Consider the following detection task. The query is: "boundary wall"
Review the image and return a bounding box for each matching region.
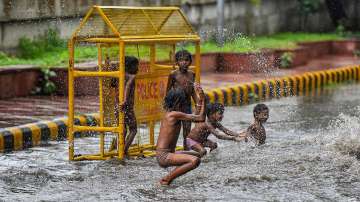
[1,65,359,153]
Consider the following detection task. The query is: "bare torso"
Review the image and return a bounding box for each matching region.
[247,122,266,145]
[187,122,213,144]
[168,70,195,105]
[156,112,182,152]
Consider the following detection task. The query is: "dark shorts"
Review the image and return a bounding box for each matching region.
[182,103,192,114]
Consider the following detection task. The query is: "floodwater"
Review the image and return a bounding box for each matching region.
[1,84,360,201]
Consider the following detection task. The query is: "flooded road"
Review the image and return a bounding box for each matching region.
[1,84,360,201]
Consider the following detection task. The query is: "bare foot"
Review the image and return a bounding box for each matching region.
[159,179,170,186]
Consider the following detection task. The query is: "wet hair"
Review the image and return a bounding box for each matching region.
[206,103,225,118]
[175,50,192,63]
[125,56,139,74]
[163,88,187,111]
[253,104,269,117]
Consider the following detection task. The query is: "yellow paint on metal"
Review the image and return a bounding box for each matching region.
[240,84,248,104]
[0,135,3,152]
[28,125,41,146]
[268,80,276,97]
[284,77,291,97]
[206,91,215,103]
[214,88,224,104]
[231,86,241,105]
[9,128,22,150]
[288,76,297,96]
[224,88,233,106]
[332,70,338,83]
[277,79,284,97]
[255,81,263,100]
[295,76,303,96]
[46,122,59,140]
[263,81,270,99]
[303,75,310,96]
[319,72,327,86]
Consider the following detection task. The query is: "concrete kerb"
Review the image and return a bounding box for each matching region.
[204,65,360,106]
[0,114,99,153]
[0,65,359,153]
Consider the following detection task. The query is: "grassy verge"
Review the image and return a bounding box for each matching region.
[0,32,347,67]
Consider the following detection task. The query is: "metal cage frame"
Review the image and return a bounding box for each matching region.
[68,6,201,161]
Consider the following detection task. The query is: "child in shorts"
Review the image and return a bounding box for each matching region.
[186,103,244,157]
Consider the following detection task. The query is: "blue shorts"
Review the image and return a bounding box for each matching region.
[183,104,192,114]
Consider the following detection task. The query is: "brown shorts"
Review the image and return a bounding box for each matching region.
[156,149,173,168]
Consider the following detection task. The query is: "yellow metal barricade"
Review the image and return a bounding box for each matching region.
[68,6,201,160]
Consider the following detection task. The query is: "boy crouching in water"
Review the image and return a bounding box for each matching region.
[241,104,269,146]
[156,85,205,186]
[186,103,244,157]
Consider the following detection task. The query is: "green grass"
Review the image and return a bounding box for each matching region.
[185,32,345,53]
[0,32,347,67]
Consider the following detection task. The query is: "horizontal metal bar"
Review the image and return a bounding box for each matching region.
[97,6,180,10]
[73,71,120,78]
[73,125,120,132]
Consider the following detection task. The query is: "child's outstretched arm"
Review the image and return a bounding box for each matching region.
[209,126,239,141]
[216,123,239,137]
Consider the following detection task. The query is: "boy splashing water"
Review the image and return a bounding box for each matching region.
[156,85,205,186]
[241,104,269,146]
[166,50,199,150]
[186,103,244,157]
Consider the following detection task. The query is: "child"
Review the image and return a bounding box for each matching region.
[166,50,199,150]
[156,85,205,186]
[241,104,269,146]
[186,103,244,157]
[109,56,139,155]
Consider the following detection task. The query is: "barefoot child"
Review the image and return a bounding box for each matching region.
[109,56,139,155]
[240,104,269,146]
[166,50,199,150]
[186,103,244,157]
[156,85,205,185]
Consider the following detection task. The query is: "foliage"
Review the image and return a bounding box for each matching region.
[280,52,294,69]
[353,50,360,58]
[18,29,66,59]
[335,24,346,36]
[297,0,321,15]
[33,68,57,95]
[0,32,347,67]
[249,0,261,7]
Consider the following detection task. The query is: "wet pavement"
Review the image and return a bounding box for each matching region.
[1,83,360,201]
[0,55,359,128]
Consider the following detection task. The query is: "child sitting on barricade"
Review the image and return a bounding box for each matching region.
[186,103,244,157]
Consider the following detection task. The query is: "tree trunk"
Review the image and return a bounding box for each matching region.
[325,0,347,26]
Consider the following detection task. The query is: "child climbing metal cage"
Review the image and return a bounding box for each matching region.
[68,5,201,160]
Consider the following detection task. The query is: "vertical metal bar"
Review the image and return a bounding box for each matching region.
[68,38,75,160]
[98,45,104,157]
[118,41,125,160]
[150,44,156,72]
[195,41,201,83]
[149,121,155,145]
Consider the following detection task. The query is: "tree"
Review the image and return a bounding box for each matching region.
[325,0,348,27]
